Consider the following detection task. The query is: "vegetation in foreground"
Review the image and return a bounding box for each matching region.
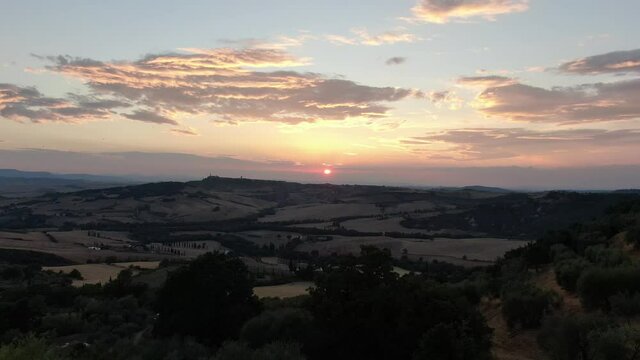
[0,246,492,360]
[2,191,640,359]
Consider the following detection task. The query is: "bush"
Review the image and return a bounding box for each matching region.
[0,335,62,360]
[609,292,640,317]
[577,266,640,311]
[626,227,640,249]
[550,244,577,263]
[68,269,83,280]
[240,308,314,348]
[501,283,559,329]
[585,245,628,267]
[538,314,640,360]
[555,258,591,292]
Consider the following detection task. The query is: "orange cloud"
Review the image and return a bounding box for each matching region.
[456,75,517,88]
[0,83,127,123]
[326,28,419,46]
[412,0,528,23]
[403,128,640,161]
[475,80,640,123]
[12,47,413,126]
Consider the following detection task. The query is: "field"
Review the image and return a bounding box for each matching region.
[5,178,615,271]
[339,216,414,233]
[259,203,381,222]
[0,230,162,263]
[253,281,314,298]
[43,261,160,286]
[296,236,526,266]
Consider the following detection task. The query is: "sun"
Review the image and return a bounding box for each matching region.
[323,168,332,175]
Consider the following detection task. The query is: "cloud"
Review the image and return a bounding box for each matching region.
[474,79,640,123]
[219,33,314,50]
[412,0,529,23]
[170,127,199,136]
[402,127,640,161]
[558,48,640,75]
[2,47,415,125]
[326,28,419,46]
[456,75,516,88]
[427,90,463,109]
[0,83,127,123]
[386,57,407,65]
[123,110,178,125]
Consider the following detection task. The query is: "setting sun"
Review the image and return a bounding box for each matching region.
[323,169,332,175]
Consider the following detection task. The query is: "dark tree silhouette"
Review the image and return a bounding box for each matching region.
[154,252,261,345]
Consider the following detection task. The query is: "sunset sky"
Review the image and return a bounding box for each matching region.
[1,0,640,189]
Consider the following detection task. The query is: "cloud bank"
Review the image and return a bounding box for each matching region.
[403,127,640,161]
[558,49,640,75]
[475,79,640,123]
[2,47,415,126]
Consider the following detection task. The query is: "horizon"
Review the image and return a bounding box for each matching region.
[2,1,640,188]
[3,157,640,192]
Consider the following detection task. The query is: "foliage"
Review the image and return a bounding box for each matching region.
[609,292,640,317]
[501,283,559,329]
[240,308,314,348]
[577,266,640,311]
[0,249,73,266]
[555,258,591,292]
[214,341,306,360]
[538,314,640,360]
[0,335,62,360]
[68,269,83,280]
[307,246,492,360]
[154,252,261,345]
[584,245,628,267]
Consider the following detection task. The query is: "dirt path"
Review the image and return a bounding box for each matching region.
[480,298,546,360]
[534,268,582,314]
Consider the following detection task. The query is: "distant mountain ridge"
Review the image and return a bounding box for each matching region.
[0,169,133,183]
[0,169,136,198]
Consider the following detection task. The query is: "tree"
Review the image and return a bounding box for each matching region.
[240,308,314,348]
[154,253,261,345]
[538,314,640,360]
[68,269,83,280]
[307,246,492,360]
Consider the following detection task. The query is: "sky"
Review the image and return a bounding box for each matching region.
[1,0,640,189]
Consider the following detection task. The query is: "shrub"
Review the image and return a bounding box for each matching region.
[626,227,640,249]
[609,292,640,317]
[577,266,640,311]
[240,308,314,348]
[0,335,62,360]
[554,258,591,292]
[501,283,559,329]
[538,314,640,360]
[585,245,628,267]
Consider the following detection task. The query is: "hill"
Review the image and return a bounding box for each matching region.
[0,169,135,197]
